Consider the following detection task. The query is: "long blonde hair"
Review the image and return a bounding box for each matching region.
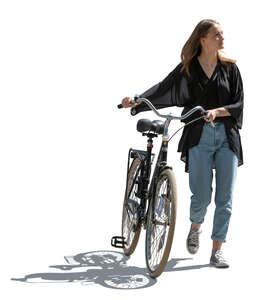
[181,19,236,76]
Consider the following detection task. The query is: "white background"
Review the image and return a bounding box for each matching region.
[1,0,266,298]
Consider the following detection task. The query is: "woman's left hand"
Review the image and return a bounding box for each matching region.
[204,109,217,122]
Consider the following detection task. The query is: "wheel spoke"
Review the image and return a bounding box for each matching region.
[146,170,177,276]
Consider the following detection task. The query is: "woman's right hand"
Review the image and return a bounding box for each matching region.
[121,97,140,108]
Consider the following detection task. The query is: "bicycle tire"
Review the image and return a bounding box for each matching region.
[121,157,142,256]
[145,168,177,278]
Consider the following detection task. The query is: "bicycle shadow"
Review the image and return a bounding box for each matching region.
[11,250,211,289]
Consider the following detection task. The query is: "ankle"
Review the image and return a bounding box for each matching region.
[191,224,201,230]
[212,240,223,255]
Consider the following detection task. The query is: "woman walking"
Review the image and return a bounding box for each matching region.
[121,19,244,268]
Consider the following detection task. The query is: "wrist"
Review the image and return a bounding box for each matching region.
[214,107,231,117]
[214,108,219,117]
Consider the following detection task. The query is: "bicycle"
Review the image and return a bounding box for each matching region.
[111,96,214,278]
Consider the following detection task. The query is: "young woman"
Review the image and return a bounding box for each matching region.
[121,19,244,268]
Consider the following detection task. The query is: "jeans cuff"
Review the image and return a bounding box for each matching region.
[211,237,226,243]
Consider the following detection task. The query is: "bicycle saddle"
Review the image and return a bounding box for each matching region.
[137,119,164,134]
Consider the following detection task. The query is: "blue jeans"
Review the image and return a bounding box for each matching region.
[188,122,238,243]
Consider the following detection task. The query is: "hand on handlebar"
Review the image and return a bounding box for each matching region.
[203,109,217,123]
[121,97,140,108]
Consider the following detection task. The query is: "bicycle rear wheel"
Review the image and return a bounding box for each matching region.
[122,157,142,256]
[145,168,177,278]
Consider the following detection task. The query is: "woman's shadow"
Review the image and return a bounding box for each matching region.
[11,250,211,289]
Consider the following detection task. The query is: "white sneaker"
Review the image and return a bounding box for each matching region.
[210,250,230,268]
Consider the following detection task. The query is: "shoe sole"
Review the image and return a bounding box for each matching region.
[210,261,229,268]
[186,243,198,255]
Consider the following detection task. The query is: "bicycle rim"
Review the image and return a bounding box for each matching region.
[122,158,142,256]
[145,169,177,278]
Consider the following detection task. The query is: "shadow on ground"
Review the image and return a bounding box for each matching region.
[11,250,211,289]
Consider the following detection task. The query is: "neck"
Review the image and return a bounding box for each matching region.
[198,50,218,66]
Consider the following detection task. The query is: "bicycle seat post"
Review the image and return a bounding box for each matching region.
[142,133,156,198]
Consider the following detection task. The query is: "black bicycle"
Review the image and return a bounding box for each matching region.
[111,96,213,278]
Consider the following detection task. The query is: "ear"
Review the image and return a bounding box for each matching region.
[199,37,205,48]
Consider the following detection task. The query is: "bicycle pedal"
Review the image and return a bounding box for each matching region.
[111,236,126,249]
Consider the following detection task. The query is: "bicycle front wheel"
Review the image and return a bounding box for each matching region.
[122,157,142,256]
[145,168,177,278]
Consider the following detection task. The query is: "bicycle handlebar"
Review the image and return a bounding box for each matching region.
[118,96,215,126]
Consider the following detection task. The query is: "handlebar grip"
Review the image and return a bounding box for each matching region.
[118,95,140,109]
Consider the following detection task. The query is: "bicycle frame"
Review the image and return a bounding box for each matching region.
[111,97,212,249]
[125,121,173,229]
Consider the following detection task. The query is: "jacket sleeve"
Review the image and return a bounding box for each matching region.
[223,63,244,129]
[131,63,190,115]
